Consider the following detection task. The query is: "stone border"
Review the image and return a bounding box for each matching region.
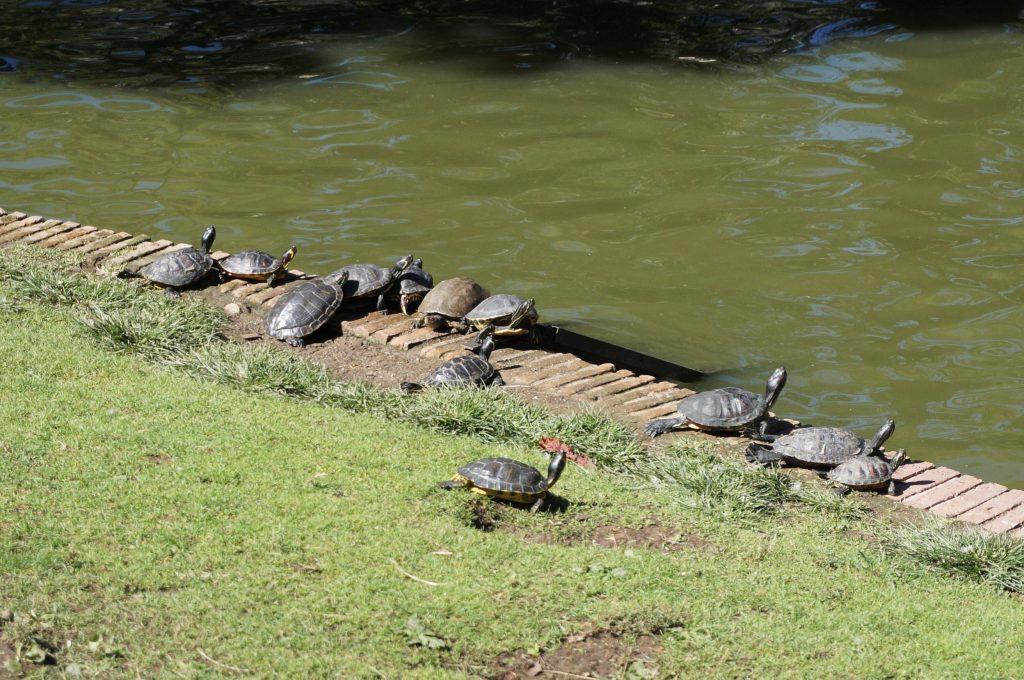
[2,207,1023,536]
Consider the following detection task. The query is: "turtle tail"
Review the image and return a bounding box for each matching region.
[401,381,424,393]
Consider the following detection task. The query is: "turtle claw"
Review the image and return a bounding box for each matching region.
[745,442,781,467]
[644,417,682,438]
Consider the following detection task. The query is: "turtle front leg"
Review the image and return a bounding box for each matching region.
[886,479,896,495]
[164,287,183,299]
[529,495,546,513]
[287,337,305,348]
[745,442,782,467]
[489,374,505,388]
[644,416,685,438]
[830,484,852,497]
[376,294,390,315]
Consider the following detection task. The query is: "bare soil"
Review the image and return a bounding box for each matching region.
[488,625,663,680]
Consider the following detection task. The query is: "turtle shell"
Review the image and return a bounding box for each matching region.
[458,457,547,497]
[138,247,214,288]
[265,274,345,341]
[768,427,871,467]
[338,263,392,299]
[219,250,282,279]
[828,455,896,489]
[676,387,764,430]
[418,278,490,320]
[465,294,538,335]
[423,353,499,388]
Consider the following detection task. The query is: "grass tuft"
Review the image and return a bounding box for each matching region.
[878,520,1024,593]
[182,342,333,398]
[79,299,223,361]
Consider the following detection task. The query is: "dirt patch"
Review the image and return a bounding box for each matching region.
[489,628,662,680]
[513,514,718,554]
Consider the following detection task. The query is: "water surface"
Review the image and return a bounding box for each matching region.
[3,1,1024,486]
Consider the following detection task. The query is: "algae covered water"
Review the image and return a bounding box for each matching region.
[2,1,1024,486]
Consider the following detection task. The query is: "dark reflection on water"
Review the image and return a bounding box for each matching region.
[3,0,1019,86]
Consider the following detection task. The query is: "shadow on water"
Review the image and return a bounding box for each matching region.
[2,0,1021,87]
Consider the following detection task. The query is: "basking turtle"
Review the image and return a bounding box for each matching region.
[265,270,348,347]
[439,449,567,512]
[463,294,538,338]
[386,258,434,315]
[218,245,296,285]
[645,366,787,438]
[411,277,490,331]
[828,448,907,495]
[746,419,896,468]
[334,254,415,313]
[401,326,502,392]
[117,225,216,297]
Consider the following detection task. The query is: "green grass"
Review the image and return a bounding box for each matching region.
[3,247,1024,677]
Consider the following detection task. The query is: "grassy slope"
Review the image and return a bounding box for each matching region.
[2,305,1024,676]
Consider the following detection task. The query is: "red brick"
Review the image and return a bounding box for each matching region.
[389,326,447,351]
[981,503,1024,534]
[930,483,1008,518]
[369,316,417,344]
[0,217,56,243]
[900,475,984,510]
[891,461,934,481]
[584,374,656,400]
[957,490,1024,526]
[231,281,270,299]
[24,221,79,244]
[532,362,615,389]
[347,313,401,339]
[37,225,95,248]
[623,389,691,415]
[58,229,113,251]
[87,234,151,260]
[501,355,577,385]
[0,211,27,227]
[893,467,960,499]
[105,239,174,268]
[512,357,592,386]
[416,333,475,358]
[244,275,310,306]
[557,369,634,396]
[125,242,191,269]
[0,214,44,236]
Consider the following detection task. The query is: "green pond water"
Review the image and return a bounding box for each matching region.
[3,3,1024,487]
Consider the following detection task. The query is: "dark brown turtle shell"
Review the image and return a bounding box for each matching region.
[413,277,490,329]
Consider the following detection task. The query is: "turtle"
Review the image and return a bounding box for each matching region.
[265,270,349,347]
[438,449,567,512]
[386,257,434,315]
[745,419,896,468]
[411,277,491,331]
[400,326,503,392]
[116,225,216,297]
[462,294,538,338]
[218,245,297,285]
[828,448,907,495]
[644,366,788,438]
[334,254,415,313]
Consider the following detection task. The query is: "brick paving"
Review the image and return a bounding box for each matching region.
[3,205,1023,536]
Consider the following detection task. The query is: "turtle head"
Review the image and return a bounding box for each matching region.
[200,225,216,254]
[413,257,423,269]
[471,325,496,359]
[763,366,787,411]
[545,449,568,489]
[281,245,297,266]
[391,254,415,277]
[866,419,896,454]
[324,269,350,286]
[889,448,907,470]
[509,297,537,327]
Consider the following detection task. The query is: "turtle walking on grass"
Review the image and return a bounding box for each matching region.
[439,448,568,513]
[645,366,787,439]
[746,419,896,469]
[218,245,296,285]
[117,225,216,297]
